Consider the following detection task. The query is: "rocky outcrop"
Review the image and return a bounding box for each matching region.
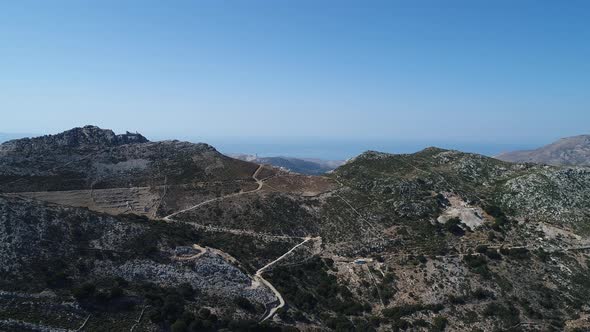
[0,125,148,154]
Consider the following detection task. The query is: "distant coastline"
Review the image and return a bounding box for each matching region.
[1,132,539,161]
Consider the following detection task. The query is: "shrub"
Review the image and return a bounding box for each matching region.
[73,282,96,300]
[500,247,529,259]
[109,286,124,299]
[444,218,465,236]
[171,320,188,332]
[484,249,502,260]
[234,296,256,312]
[463,255,490,278]
[432,316,448,331]
[475,245,488,254]
[472,288,495,300]
[483,302,520,326]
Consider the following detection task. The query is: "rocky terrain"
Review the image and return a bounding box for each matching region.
[1,127,590,331]
[497,135,590,166]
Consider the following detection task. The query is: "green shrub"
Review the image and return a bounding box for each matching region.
[475,245,488,253]
[444,218,465,236]
[73,282,96,300]
[484,249,502,260]
[171,319,188,332]
[463,255,490,278]
[483,302,520,326]
[472,288,494,300]
[484,205,512,231]
[432,316,448,331]
[500,247,529,259]
[235,296,256,312]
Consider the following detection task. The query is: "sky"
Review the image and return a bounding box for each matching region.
[1,1,589,158]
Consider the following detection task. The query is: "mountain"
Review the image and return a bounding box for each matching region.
[1,127,590,331]
[0,125,269,218]
[230,154,344,175]
[496,135,590,166]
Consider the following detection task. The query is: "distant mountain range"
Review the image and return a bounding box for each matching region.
[229,154,344,175]
[496,134,590,166]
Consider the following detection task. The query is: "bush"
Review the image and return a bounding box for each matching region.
[432,316,448,331]
[171,319,188,332]
[472,288,495,300]
[475,245,488,254]
[500,247,529,259]
[444,218,465,236]
[484,249,502,260]
[463,255,490,278]
[234,296,256,312]
[483,302,520,326]
[484,205,514,231]
[73,282,96,300]
[448,294,466,305]
[109,286,124,299]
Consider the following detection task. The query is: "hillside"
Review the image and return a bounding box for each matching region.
[168,147,590,331]
[0,126,269,218]
[0,196,282,331]
[496,135,590,166]
[1,128,590,331]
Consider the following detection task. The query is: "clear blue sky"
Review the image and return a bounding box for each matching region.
[1,1,589,148]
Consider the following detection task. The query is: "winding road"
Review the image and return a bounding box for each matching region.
[256,236,315,322]
[163,165,319,322]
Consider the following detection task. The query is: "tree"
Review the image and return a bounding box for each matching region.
[171,320,187,332]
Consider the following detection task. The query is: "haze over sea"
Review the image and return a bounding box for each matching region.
[156,136,539,160]
[0,132,536,161]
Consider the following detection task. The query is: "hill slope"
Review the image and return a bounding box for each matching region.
[0,126,270,218]
[496,135,590,166]
[176,147,590,331]
[0,196,281,331]
[0,125,260,191]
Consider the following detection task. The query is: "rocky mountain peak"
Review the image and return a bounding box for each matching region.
[56,125,149,147]
[0,125,149,153]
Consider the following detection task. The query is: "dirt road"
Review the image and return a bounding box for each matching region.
[163,165,264,221]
